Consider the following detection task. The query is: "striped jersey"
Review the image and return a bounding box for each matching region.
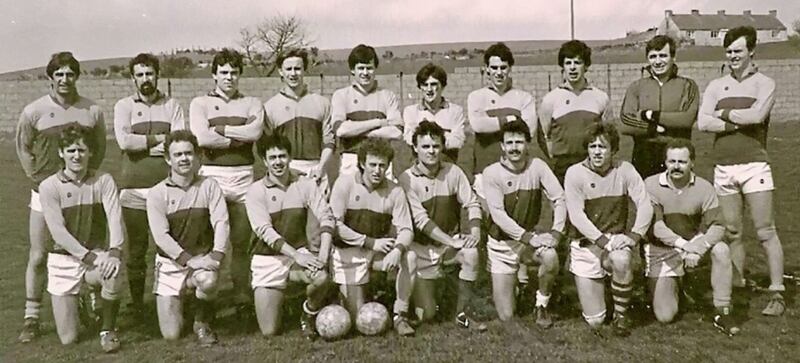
[331,82,402,154]
[329,172,413,248]
[398,161,481,245]
[467,83,536,173]
[263,87,335,161]
[39,170,124,259]
[538,82,609,159]
[16,95,106,190]
[483,157,567,242]
[114,92,186,189]
[697,64,775,165]
[146,175,229,265]
[189,90,264,167]
[245,170,335,256]
[645,172,725,246]
[564,160,652,245]
[402,99,466,161]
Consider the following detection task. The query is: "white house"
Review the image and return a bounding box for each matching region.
[658,9,788,46]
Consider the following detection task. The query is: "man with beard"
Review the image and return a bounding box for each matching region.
[190,49,264,312]
[564,122,651,337]
[114,53,186,315]
[644,139,737,335]
[263,48,334,183]
[16,51,107,342]
[620,35,699,178]
[698,26,786,317]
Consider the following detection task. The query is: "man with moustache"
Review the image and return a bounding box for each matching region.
[114,53,186,314]
[620,35,699,178]
[644,139,737,335]
[698,26,786,317]
[16,51,107,342]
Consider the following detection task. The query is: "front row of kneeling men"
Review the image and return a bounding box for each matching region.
[40,117,738,351]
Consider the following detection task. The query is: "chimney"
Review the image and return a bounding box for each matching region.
[691,9,700,15]
[769,10,777,17]
[665,9,673,17]
[743,10,751,16]
[717,10,725,15]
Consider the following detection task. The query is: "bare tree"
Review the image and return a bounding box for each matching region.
[239,15,314,76]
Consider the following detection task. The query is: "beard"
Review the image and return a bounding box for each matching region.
[139,81,157,96]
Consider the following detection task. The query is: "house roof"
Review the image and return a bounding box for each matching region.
[670,14,786,31]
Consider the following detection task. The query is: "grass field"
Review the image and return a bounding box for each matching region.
[1,122,799,362]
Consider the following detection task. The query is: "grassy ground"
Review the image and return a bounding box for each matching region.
[1,122,799,362]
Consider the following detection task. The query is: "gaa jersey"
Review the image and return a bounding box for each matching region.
[16,95,106,190]
[645,172,725,247]
[482,157,567,242]
[402,99,466,161]
[147,175,229,265]
[114,92,186,189]
[467,83,536,173]
[538,83,609,159]
[189,90,264,167]
[263,87,335,161]
[245,171,335,256]
[398,161,481,245]
[697,64,775,165]
[39,170,124,259]
[329,172,413,248]
[564,160,652,244]
[331,82,402,154]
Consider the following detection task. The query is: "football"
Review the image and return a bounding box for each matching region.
[356,302,390,336]
[316,304,351,340]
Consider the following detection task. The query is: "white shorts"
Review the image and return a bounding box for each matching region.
[714,162,774,196]
[120,188,151,210]
[486,236,541,277]
[251,248,314,289]
[47,252,122,300]
[472,173,485,199]
[331,246,383,285]
[290,159,320,175]
[199,165,254,203]
[153,254,218,297]
[30,190,42,213]
[411,242,478,281]
[644,244,686,278]
[569,240,625,279]
[339,152,395,181]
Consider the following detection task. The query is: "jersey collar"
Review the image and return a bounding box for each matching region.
[263,169,303,189]
[499,156,529,174]
[410,161,444,179]
[279,85,309,101]
[56,169,95,184]
[165,173,202,189]
[133,91,165,105]
[658,171,696,189]
[207,88,244,101]
[729,63,759,82]
[646,64,679,85]
[487,78,513,95]
[417,97,450,113]
[352,81,378,96]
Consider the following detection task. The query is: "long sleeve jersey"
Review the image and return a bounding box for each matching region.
[16,95,106,190]
[398,161,481,245]
[402,99,466,161]
[538,83,608,160]
[564,160,652,245]
[114,92,186,189]
[467,83,536,174]
[483,157,567,242]
[619,65,699,141]
[146,175,229,265]
[331,82,402,154]
[329,172,413,248]
[189,90,264,167]
[263,88,335,161]
[39,170,124,261]
[644,172,725,247]
[697,65,775,166]
[245,171,335,256]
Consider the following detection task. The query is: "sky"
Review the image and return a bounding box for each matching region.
[1,0,798,73]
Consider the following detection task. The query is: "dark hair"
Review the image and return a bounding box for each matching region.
[724,26,757,50]
[645,35,677,57]
[212,48,244,74]
[257,133,293,159]
[58,124,96,152]
[277,48,309,71]
[484,42,515,66]
[664,138,695,160]
[558,40,592,68]
[501,120,531,142]
[128,53,160,76]
[348,44,379,69]
[164,130,199,156]
[582,122,619,153]
[357,137,394,169]
[415,63,447,88]
[412,120,446,146]
[46,52,80,78]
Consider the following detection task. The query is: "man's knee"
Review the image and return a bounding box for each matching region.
[608,250,631,273]
[755,225,778,243]
[538,248,559,274]
[193,270,219,299]
[724,224,742,243]
[711,243,731,263]
[460,247,479,267]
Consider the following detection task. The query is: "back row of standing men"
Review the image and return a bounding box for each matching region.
[15,25,784,350]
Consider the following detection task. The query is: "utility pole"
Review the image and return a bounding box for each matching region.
[570,0,575,40]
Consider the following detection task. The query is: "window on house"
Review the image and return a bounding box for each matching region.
[772,29,780,37]
[711,30,719,38]
[685,30,694,37]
